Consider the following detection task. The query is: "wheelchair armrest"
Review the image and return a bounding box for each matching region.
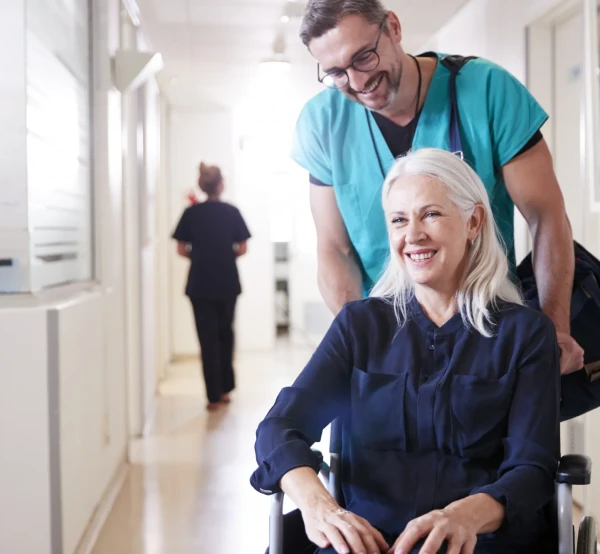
[556,454,592,485]
[311,448,331,475]
[312,449,324,467]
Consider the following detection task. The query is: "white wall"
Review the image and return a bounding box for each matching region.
[0,290,130,554]
[288,168,332,347]
[419,0,565,74]
[233,65,327,351]
[233,126,277,352]
[139,79,162,430]
[120,15,144,439]
[0,307,52,554]
[56,292,128,554]
[154,99,172,383]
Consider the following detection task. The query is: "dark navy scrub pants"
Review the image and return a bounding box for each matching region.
[190,297,237,404]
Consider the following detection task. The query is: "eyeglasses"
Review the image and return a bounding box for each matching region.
[317,16,387,89]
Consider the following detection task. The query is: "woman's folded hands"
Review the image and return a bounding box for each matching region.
[281,467,503,554]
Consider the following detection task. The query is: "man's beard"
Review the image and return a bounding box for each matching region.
[347,62,402,112]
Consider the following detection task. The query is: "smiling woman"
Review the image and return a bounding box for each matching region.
[371,148,523,336]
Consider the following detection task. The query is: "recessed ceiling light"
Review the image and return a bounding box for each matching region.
[259,56,291,72]
[281,15,290,23]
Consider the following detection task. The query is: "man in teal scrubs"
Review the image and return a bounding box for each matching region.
[292,0,584,375]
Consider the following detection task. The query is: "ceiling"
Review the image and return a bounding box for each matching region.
[135,0,470,109]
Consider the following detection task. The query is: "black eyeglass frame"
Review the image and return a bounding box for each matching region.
[317,16,388,89]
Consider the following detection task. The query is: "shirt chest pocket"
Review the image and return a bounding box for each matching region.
[450,373,514,451]
[351,369,408,450]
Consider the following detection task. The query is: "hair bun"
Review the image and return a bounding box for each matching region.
[197,162,223,196]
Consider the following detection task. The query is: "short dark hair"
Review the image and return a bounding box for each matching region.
[299,0,388,47]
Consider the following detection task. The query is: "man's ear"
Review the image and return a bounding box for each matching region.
[387,11,402,43]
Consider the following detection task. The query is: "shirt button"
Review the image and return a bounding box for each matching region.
[429,345,434,350]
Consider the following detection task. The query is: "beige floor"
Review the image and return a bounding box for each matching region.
[92,341,317,554]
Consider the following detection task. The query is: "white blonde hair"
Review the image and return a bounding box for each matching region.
[370,148,522,337]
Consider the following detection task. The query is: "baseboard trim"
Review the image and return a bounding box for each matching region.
[73,458,129,554]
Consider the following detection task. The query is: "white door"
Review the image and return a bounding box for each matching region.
[554,10,586,243]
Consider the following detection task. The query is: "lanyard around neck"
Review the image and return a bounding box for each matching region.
[365,54,422,180]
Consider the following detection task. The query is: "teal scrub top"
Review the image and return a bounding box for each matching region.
[291,52,548,295]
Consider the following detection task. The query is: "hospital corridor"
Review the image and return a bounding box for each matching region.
[90,344,317,554]
[3,0,600,553]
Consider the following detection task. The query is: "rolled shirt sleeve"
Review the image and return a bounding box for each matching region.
[250,306,353,494]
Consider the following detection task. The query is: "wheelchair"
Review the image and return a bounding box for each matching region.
[268,420,597,554]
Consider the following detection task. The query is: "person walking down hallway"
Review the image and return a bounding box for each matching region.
[173,162,251,411]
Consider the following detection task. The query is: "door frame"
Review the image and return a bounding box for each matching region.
[527,0,600,212]
[582,0,600,211]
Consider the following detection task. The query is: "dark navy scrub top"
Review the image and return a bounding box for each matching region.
[251,297,561,550]
[172,201,251,300]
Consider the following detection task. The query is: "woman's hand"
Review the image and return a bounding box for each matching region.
[280,467,389,553]
[387,509,477,554]
[302,499,390,554]
[388,494,503,554]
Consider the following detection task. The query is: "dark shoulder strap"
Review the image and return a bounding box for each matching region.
[440,55,478,74]
[440,55,478,154]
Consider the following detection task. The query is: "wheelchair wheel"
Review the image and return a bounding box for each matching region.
[576,516,597,554]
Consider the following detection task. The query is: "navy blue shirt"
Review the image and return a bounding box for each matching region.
[172,201,251,300]
[251,297,560,550]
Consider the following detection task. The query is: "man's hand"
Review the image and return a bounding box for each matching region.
[557,331,584,375]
